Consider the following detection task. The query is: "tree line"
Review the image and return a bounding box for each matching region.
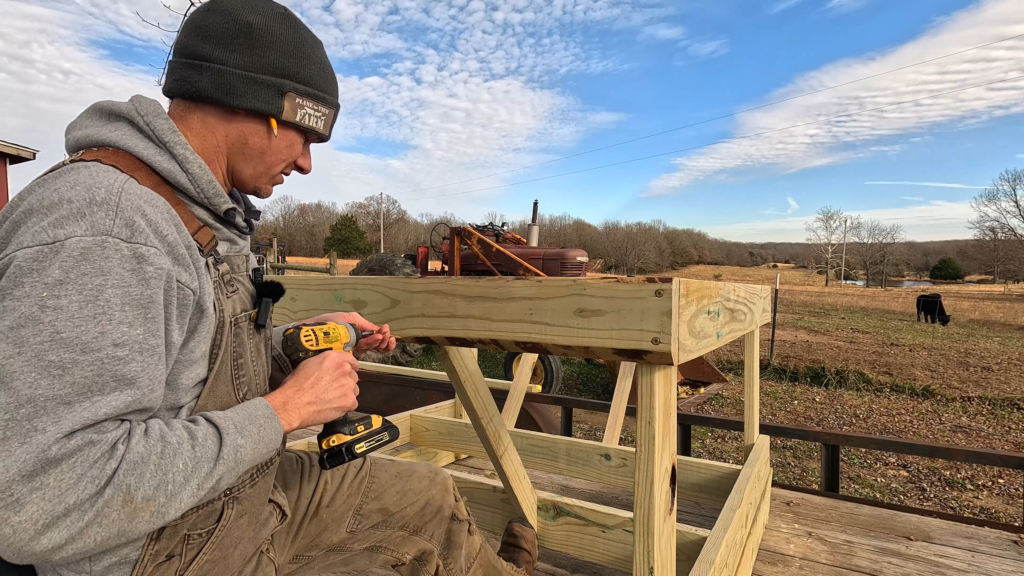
[252,167,1024,283]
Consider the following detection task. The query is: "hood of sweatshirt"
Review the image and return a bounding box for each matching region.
[64,95,258,252]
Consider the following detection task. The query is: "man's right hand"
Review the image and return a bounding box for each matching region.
[264,351,359,434]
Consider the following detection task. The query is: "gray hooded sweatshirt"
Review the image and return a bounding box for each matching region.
[0,96,285,574]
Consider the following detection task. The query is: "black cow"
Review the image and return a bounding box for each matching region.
[916,293,950,326]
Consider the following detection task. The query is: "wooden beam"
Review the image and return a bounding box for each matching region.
[633,363,679,576]
[437,346,538,527]
[273,276,677,364]
[441,467,710,574]
[733,468,772,576]
[410,413,741,507]
[691,434,772,576]
[675,280,772,365]
[359,362,540,393]
[744,329,760,459]
[501,353,538,429]
[601,361,636,446]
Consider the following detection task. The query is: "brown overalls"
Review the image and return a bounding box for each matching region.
[71,149,524,576]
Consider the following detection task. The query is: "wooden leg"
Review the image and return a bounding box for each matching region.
[633,363,678,575]
[438,346,538,527]
[602,361,636,445]
[501,353,538,429]
[744,329,760,459]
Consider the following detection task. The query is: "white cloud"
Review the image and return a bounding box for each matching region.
[1016,153,1024,158]
[900,196,926,201]
[826,0,866,13]
[865,181,985,189]
[868,145,905,153]
[641,23,686,41]
[707,200,975,241]
[0,0,162,195]
[647,0,1024,196]
[761,195,800,215]
[683,39,730,59]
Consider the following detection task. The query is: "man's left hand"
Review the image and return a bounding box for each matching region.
[307,312,397,356]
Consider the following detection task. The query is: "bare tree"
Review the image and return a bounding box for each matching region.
[852,219,904,287]
[805,206,847,286]
[969,221,1013,283]
[877,223,906,288]
[971,168,1024,250]
[345,193,412,253]
[482,211,509,227]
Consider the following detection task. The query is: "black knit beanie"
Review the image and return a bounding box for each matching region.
[162,0,339,141]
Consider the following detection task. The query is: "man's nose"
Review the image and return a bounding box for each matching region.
[294,142,312,175]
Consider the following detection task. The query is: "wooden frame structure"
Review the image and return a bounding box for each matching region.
[276,276,772,575]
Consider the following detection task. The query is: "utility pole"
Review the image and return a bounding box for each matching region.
[839,217,849,289]
[379,191,384,254]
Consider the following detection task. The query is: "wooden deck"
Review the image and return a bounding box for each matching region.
[448,454,1024,576]
[285,427,1024,576]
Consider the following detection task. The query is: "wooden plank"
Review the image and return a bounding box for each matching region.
[601,361,636,446]
[273,276,677,364]
[360,362,540,393]
[410,414,741,507]
[691,435,772,576]
[633,363,679,576]
[744,329,760,459]
[502,353,539,428]
[734,469,772,576]
[675,280,772,364]
[438,466,710,574]
[438,346,538,527]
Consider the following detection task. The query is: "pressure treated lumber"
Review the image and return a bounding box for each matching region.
[734,469,772,576]
[409,413,741,506]
[674,280,772,365]
[691,434,772,576]
[437,346,538,527]
[360,362,540,392]
[744,329,761,459]
[441,466,711,574]
[273,276,772,364]
[501,353,538,428]
[633,363,679,576]
[602,361,636,445]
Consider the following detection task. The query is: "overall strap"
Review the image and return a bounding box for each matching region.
[67,147,219,256]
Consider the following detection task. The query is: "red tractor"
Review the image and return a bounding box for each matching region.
[350,201,727,396]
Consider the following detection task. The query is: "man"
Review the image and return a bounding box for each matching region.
[0,0,537,574]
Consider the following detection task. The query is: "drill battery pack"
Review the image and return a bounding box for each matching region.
[316,414,400,470]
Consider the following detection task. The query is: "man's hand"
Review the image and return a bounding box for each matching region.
[307,312,397,356]
[264,350,359,434]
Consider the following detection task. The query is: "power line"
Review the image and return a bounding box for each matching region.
[404,72,1024,202]
[397,32,1024,197]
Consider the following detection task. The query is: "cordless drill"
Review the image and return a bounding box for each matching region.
[281,322,400,470]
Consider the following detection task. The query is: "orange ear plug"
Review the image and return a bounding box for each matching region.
[269,117,278,137]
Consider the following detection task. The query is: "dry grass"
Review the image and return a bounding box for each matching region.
[275,256,360,276]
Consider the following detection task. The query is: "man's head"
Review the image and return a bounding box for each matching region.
[162,0,337,197]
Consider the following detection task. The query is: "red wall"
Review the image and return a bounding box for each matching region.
[0,158,8,212]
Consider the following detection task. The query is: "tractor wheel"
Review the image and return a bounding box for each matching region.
[350,253,423,365]
[504,352,564,395]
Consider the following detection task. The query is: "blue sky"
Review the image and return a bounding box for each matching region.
[3,0,1023,241]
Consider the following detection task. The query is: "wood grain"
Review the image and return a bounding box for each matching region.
[602,361,636,446]
[410,413,741,507]
[501,353,539,428]
[633,363,679,576]
[443,467,710,574]
[273,276,676,363]
[675,280,772,365]
[691,434,771,576]
[744,329,761,459]
[438,346,538,527]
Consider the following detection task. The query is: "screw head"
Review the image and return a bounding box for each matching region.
[654,289,665,298]
[651,337,662,345]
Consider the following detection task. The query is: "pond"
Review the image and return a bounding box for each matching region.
[842,280,934,287]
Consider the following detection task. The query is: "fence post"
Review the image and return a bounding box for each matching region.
[560,406,573,437]
[821,443,841,493]
[328,251,338,276]
[769,273,780,363]
[677,423,692,457]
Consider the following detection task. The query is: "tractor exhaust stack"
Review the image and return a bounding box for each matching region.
[527,199,540,247]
